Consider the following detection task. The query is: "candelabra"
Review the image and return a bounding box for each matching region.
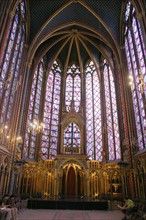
[0,124,9,144]
[30,120,44,132]
[0,124,23,147]
[129,70,145,94]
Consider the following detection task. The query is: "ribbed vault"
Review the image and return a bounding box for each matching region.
[27,0,124,67]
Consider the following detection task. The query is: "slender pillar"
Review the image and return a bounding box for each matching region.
[0,166,4,201]
[9,159,15,195]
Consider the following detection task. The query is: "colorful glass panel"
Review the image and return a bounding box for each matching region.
[103,61,121,160]
[85,61,102,161]
[64,122,80,154]
[0,2,25,127]
[124,1,146,150]
[23,60,43,158]
[41,61,61,160]
[65,64,81,112]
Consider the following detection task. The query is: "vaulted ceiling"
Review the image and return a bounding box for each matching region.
[27,0,124,67]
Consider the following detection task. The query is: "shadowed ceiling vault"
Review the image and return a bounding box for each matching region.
[26,0,124,68]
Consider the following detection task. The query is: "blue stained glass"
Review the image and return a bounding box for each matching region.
[85,61,102,161]
[23,61,43,158]
[65,64,81,112]
[0,1,26,134]
[40,61,61,160]
[64,122,80,154]
[124,1,146,150]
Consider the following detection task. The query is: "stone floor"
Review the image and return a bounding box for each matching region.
[17,209,124,220]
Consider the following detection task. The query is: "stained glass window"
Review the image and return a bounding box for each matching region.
[65,64,81,112]
[124,1,146,150]
[85,61,102,161]
[23,59,44,159]
[63,122,80,154]
[0,1,26,127]
[40,61,61,160]
[103,60,121,160]
[24,60,61,160]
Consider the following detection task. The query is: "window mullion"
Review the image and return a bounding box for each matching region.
[107,68,116,159]
[71,123,74,153]
[32,65,40,121]
[48,73,55,156]
[92,74,96,160]
[73,75,75,105]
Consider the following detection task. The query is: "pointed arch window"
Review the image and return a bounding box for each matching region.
[41,61,61,160]
[23,59,44,159]
[85,61,102,161]
[103,60,121,160]
[23,60,61,160]
[0,1,26,126]
[124,1,146,150]
[65,64,81,112]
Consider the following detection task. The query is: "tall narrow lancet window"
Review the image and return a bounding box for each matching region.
[23,59,44,159]
[103,59,121,160]
[41,61,61,160]
[85,61,102,161]
[65,64,81,112]
[63,123,80,154]
[124,1,146,149]
[0,1,26,126]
